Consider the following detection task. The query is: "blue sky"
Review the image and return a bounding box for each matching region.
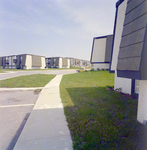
[0,0,116,60]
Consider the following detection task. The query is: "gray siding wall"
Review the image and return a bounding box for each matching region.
[76,59,80,66]
[0,57,2,66]
[16,54,26,67]
[62,58,68,67]
[117,0,147,79]
[2,57,6,68]
[49,57,59,68]
[74,59,76,65]
[54,57,59,67]
[105,35,113,62]
[3,56,17,69]
[16,56,20,66]
[22,54,26,66]
[32,55,41,67]
[50,58,54,67]
[140,27,147,80]
[70,58,74,65]
[46,58,51,68]
[83,61,87,67]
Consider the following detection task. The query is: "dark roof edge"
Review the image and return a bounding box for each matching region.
[91,62,110,64]
[116,0,125,8]
[94,34,113,40]
[109,1,120,73]
[90,37,95,63]
[117,70,141,80]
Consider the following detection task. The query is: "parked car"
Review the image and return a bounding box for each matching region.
[76,67,88,72]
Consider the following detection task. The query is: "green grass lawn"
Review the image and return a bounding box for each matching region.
[0,70,5,73]
[0,68,25,73]
[60,71,147,150]
[0,74,56,87]
[0,68,61,73]
[70,66,92,69]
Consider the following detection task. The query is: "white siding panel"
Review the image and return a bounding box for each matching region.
[12,56,16,66]
[59,58,62,68]
[67,59,70,68]
[137,80,147,124]
[135,80,140,94]
[41,57,45,69]
[91,38,106,62]
[114,71,132,94]
[111,0,132,95]
[9,57,12,66]
[111,0,127,70]
[25,55,32,69]
[93,64,109,70]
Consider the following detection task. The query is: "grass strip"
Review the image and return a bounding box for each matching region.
[0,68,77,73]
[0,67,90,73]
[0,74,55,88]
[60,71,147,150]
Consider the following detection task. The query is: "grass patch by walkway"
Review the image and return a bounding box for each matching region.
[0,70,5,73]
[0,67,89,73]
[0,68,24,73]
[0,68,76,73]
[0,74,55,87]
[60,71,147,150]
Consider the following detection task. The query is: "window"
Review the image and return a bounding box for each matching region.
[20,56,22,64]
[13,59,17,64]
[48,59,50,64]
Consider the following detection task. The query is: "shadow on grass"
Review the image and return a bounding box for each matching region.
[64,87,147,150]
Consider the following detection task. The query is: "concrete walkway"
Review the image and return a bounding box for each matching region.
[14,75,73,150]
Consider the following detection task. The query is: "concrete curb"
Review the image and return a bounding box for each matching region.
[0,87,43,91]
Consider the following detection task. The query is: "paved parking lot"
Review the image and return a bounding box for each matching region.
[0,69,77,80]
[0,90,40,150]
[0,70,76,149]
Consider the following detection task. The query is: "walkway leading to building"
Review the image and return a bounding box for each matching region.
[14,75,73,150]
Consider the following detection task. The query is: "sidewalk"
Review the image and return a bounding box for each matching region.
[14,75,73,150]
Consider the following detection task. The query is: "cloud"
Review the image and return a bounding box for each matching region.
[53,0,116,36]
[0,0,116,38]
[0,0,117,60]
